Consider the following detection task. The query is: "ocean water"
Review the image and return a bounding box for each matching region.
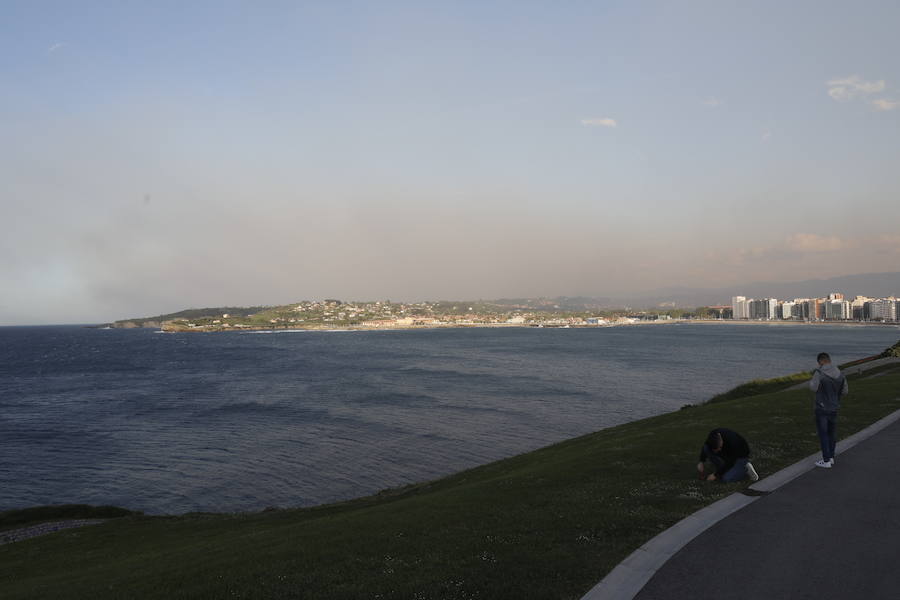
[1,323,897,514]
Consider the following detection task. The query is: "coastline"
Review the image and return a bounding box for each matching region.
[4,350,898,599]
[158,319,683,333]
[3,340,898,599]
[155,318,900,333]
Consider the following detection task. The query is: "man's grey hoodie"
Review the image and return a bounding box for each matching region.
[809,363,848,412]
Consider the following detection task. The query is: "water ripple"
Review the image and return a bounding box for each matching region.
[1,324,897,514]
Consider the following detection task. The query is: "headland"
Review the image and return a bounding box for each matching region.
[108,298,900,333]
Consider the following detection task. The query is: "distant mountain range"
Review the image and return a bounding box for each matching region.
[615,271,900,308]
[491,272,900,311]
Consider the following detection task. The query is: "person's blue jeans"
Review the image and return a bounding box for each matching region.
[815,409,838,461]
[720,457,750,482]
[705,448,750,482]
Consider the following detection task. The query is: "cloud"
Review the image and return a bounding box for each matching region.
[580,117,617,128]
[827,75,885,102]
[46,43,64,54]
[761,129,772,142]
[826,76,899,112]
[785,233,853,253]
[871,98,900,111]
[702,97,723,108]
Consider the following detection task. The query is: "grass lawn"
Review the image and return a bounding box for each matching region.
[2,369,899,599]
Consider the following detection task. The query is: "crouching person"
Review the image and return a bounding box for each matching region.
[697,428,759,482]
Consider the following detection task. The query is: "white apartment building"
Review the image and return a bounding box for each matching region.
[866,299,898,321]
[728,293,893,321]
[780,301,795,320]
[731,296,751,319]
[765,298,778,320]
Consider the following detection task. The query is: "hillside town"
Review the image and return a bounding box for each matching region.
[116,293,900,332]
[152,299,649,332]
[730,293,900,322]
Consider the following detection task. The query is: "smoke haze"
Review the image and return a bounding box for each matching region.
[3,1,900,324]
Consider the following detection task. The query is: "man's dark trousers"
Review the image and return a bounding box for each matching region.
[703,444,750,482]
[815,408,838,461]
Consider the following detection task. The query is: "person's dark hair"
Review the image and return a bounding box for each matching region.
[706,431,722,450]
[817,352,831,363]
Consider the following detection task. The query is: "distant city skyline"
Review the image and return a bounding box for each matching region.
[2,1,900,325]
[730,292,899,322]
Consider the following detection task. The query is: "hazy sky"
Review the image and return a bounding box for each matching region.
[3,1,900,324]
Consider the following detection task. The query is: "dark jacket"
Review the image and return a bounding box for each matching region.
[809,363,848,412]
[699,428,751,478]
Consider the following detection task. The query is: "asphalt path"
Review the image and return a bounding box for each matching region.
[634,417,900,600]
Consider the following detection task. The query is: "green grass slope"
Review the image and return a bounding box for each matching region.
[113,307,268,327]
[2,371,899,599]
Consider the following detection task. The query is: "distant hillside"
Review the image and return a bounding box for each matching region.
[490,296,613,311]
[621,271,900,308]
[112,306,269,328]
[109,272,900,327]
[491,273,900,310]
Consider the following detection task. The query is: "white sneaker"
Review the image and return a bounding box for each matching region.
[745,462,759,482]
[828,458,835,467]
[815,459,832,469]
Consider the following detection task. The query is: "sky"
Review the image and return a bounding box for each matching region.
[2,0,900,324]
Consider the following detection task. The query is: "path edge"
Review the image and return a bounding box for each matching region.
[580,406,900,600]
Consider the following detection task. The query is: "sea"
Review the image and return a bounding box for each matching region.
[1,322,898,515]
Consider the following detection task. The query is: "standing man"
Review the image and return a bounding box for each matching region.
[697,428,759,482]
[810,352,848,468]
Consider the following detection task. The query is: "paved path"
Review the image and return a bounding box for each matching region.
[840,356,900,376]
[783,356,900,391]
[633,417,900,600]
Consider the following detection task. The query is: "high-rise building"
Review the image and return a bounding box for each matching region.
[825,300,850,320]
[884,299,897,322]
[840,300,851,320]
[749,299,762,319]
[729,292,889,321]
[731,296,750,320]
[865,299,898,322]
[804,298,824,320]
[864,301,876,320]
[780,301,795,320]
[750,298,778,320]
[850,296,871,321]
